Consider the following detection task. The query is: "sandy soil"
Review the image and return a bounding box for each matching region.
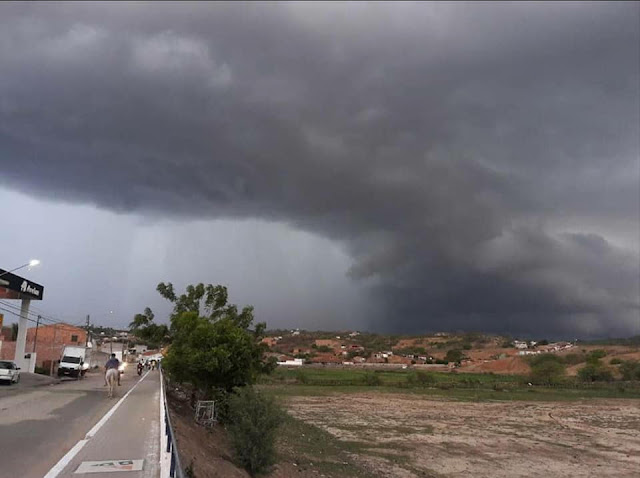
[458,356,530,374]
[285,393,640,478]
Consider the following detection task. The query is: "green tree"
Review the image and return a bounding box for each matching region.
[528,354,566,385]
[129,307,154,330]
[137,323,170,349]
[159,283,274,397]
[129,307,169,349]
[445,349,464,363]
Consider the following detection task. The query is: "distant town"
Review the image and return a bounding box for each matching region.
[260,329,640,376]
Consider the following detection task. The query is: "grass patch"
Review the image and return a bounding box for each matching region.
[261,381,640,402]
[276,413,429,477]
[276,413,371,477]
[262,367,524,387]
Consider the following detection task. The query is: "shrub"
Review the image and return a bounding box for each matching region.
[407,370,436,386]
[609,358,623,365]
[227,386,283,476]
[406,373,416,386]
[462,343,472,350]
[562,353,586,365]
[586,349,607,363]
[619,360,640,381]
[436,382,454,390]
[34,366,50,376]
[295,370,309,384]
[185,461,196,478]
[528,355,566,385]
[415,370,437,385]
[362,371,382,386]
[578,363,614,382]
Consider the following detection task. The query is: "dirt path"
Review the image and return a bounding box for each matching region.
[285,393,640,477]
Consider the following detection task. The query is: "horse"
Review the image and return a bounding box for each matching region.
[106,368,119,398]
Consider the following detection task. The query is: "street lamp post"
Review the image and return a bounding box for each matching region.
[0,259,40,279]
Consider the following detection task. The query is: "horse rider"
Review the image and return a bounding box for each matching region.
[104,353,121,386]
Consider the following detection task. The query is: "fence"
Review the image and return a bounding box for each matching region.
[160,366,185,478]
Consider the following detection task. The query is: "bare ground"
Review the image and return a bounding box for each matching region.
[168,389,345,478]
[285,393,640,478]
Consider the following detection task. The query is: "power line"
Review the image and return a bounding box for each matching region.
[0,300,62,323]
[0,300,68,326]
[0,300,130,331]
[0,305,42,325]
[27,303,68,324]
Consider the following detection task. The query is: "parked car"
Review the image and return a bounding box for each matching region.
[0,361,20,384]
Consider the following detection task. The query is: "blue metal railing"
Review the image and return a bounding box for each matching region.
[161,365,185,478]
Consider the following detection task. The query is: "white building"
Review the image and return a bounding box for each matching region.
[277,358,304,366]
[514,340,528,350]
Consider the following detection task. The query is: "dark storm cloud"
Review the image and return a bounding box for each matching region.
[0,2,638,336]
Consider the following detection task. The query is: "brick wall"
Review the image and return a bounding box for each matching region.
[0,323,89,367]
[26,324,87,346]
[0,340,66,365]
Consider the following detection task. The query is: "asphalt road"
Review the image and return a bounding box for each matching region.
[0,371,59,393]
[0,368,161,478]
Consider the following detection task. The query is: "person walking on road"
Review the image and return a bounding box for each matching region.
[104,353,121,387]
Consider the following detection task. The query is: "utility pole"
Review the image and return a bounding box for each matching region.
[85,315,90,347]
[32,315,41,353]
[49,324,57,376]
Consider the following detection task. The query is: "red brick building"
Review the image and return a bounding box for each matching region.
[26,323,87,346]
[0,323,87,367]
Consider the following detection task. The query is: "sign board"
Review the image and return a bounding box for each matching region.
[0,268,44,300]
[75,460,144,473]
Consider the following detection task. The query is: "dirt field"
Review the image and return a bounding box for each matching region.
[285,392,640,478]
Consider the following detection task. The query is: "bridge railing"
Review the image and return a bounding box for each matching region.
[160,365,185,478]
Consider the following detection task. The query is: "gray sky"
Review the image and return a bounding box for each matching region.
[0,2,638,338]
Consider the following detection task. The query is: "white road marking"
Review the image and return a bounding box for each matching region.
[75,459,144,473]
[43,440,88,478]
[43,371,151,478]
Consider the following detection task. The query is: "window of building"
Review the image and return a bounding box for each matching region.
[71,335,78,342]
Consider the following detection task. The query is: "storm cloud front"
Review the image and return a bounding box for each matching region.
[0,2,638,337]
